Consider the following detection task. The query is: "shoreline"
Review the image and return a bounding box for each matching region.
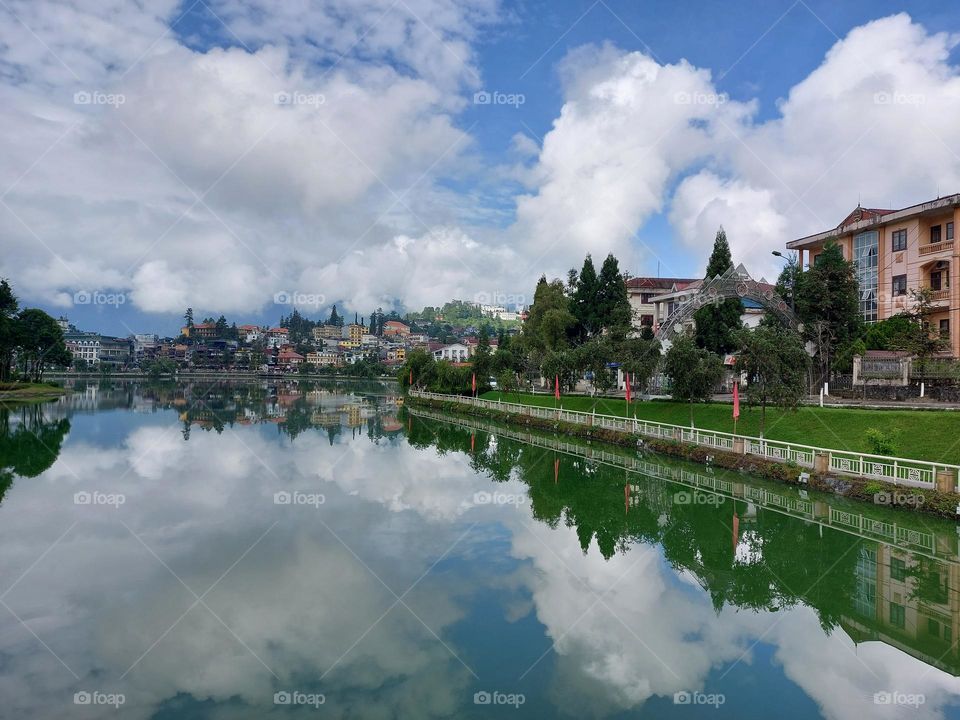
[407,394,960,520]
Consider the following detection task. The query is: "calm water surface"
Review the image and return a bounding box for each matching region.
[2,379,960,719]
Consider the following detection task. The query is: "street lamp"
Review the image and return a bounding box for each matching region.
[771,250,796,313]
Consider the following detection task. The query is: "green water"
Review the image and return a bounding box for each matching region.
[1,378,959,719]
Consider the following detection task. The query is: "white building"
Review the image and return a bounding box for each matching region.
[434,343,471,362]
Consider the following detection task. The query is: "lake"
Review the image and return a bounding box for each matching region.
[1,378,959,719]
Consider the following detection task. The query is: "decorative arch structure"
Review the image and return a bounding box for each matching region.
[654,263,800,343]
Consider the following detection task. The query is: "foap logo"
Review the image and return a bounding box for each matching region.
[473,690,525,708]
[473,90,525,108]
[673,691,725,707]
[274,91,325,107]
[874,91,925,106]
[874,690,925,708]
[473,491,527,507]
[74,691,125,708]
[274,490,325,508]
[674,91,727,106]
[274,690,325,708]
[73,90,125,108]
[473,291,527,308]
[73,290,126,307]
[273,291,326,308]
[673,491,724,506]
[74,490,125,508]
[874,491,925,507]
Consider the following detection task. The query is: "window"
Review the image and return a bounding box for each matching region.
[931,271,943,291]
[892,274,907,296]
[892,229,907,252]
[890,557,907,582]
[640,293,655,303]
[931,225,942,244]
[949,222,955,241]
[889,602,906,629]
[813,253,822,266]
[853,231,879,322]
[640,314,653,326]
[940,319,950,341]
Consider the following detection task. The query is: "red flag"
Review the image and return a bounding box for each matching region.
[409,369,413,385]
[471,433,475,453]
[733,381,740,419]
[625,371,631,404]
[732,511,740,551]
[472,372,476,396]
[624,483,630,514]
[554,457,560,484]
[554,374,560,400]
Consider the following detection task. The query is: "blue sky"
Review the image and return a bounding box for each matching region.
[3,0,960,336]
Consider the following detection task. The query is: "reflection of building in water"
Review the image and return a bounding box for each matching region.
[846,543,960,675]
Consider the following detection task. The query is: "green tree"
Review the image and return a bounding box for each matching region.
[184,307,194,329]
[664,336,723,426]
[215,315,228,338]
[521,276,576,357]
[15,309,71,382]
[327,305,343,327]
[0,279,19,381]
[694,227,743,354]
[472,325,493,384]
[615,335,662,394]
[596,253,633,338]
[897,288,949,370]
[571,255,600,338]
[733,325,809,435]
[795,240,861,382]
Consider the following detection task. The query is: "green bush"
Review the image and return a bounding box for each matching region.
[864,428,898,456]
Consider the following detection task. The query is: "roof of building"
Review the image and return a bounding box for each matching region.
[626,277,699,291]
[788,194,960,249]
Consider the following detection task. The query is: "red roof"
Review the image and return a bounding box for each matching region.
[268,327,287,334]
[838,205,895,228]
[625,277,698,290]
[238,324,260,331]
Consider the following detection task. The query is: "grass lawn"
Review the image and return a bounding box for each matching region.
[0,382,69,403]
[480,391,960,464]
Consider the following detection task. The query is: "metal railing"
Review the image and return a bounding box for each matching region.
[409,406,945,560]
[409,390,960,491]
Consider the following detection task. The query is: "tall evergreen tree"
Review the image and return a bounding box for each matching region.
[795,240,862,381]
[694,227,743,354]
[596,253,632,337]
[0,280,19,381]
[572,255,600,338]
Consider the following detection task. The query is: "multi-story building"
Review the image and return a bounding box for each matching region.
[266,327,289,348]
[305,351,342,368]
[383,320,410,337]
[238,324,262,343]
[787,196,960,357]
[181,323,217,339]
[64,332,101,365]
[625,277,699,329]
[313,324,343,341]
[434,343,471,362]
[344,323,365,343]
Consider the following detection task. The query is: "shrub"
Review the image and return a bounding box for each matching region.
[865,428,898,456]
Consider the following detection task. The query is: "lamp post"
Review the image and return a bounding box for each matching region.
[771,250,797,314]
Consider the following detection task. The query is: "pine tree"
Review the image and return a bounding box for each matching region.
[596,253,632,337]
[572,255,600,338]
[694,227,743,354]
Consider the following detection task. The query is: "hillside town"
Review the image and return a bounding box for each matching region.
[55,300,530,376]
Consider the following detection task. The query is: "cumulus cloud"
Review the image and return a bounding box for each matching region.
[3,6,960,320]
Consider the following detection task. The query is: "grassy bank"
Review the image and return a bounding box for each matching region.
[481,391,960,464]
[0,382,69,403]
[411,395,960,519]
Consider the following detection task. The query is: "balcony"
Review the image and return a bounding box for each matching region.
[928,288,950,302]
[919,240,954,256]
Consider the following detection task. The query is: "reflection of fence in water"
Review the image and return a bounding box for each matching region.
[409,406,945,561]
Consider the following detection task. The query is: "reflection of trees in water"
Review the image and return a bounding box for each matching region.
[0,405,71,504]
[405,413,866,635]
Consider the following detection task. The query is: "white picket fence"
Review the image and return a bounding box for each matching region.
[409,390,960,491]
